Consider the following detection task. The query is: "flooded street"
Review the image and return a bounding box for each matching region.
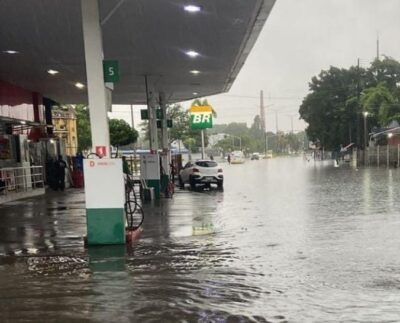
[2,157,400,322]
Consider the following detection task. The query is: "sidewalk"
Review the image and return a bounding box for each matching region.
[0,187,216,256]
[0,189,87,256]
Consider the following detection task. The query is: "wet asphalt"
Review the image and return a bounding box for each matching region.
[1,157,400,322]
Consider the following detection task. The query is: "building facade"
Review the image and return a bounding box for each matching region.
[52,107,78,156]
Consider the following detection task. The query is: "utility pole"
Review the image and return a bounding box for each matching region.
[356,58,361,148]
[260,90,265,132]
[376,32,380,61]
[260,90,267,154]
[287,114,294,133]
[274,110,279,134]
[130,104,135,129]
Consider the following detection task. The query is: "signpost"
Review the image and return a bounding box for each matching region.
[103,60,119,83]
[189,105,213,158]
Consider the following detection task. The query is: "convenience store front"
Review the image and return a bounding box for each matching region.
[0,80,52,203]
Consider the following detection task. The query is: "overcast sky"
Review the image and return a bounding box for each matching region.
[110,0,400,133]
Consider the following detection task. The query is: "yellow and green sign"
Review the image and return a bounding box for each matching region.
[189,105,213,129]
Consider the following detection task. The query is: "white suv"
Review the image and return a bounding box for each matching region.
[179,160,223,189]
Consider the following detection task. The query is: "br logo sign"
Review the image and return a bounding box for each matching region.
[189,105,213,129]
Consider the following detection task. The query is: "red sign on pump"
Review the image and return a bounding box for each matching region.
[95,146,106,157]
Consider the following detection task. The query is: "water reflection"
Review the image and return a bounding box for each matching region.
[1,158,400,321]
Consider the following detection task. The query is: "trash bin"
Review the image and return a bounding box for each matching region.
[72,169,84,188]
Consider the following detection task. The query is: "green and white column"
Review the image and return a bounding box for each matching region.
[81,0,125,244]
[84,159,125,245]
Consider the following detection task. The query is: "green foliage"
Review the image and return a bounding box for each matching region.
[74,104,92,152]
[213,116,305,154]
[109,119,138,147]
[74,105,137,151]
[139,103,207,152]
[299,56,400,150]
[191,98,217,117]
[361,82,400,127]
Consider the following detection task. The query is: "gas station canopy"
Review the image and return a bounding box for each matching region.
[0,0,275,104]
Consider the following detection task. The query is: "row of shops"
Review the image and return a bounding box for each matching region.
[0,80,78,203]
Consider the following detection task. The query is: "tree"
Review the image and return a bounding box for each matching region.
[191,98,217,117]
[361,82,400,127]
[300,57,400,150]
[369,56,400,91]
[139,103,205,151]
[74,104,92,152]
[109,119,138,147]
[74,105,138,152]
[167,104,193,144]
[300,66,368,149]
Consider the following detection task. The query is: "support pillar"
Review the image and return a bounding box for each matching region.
[159,92,170,170]
[81,0,125,245]
[201,130,205,159]
[81,0,110,157]
[145,76,158,152]
[159,92,170,194]
[160,92,169,152]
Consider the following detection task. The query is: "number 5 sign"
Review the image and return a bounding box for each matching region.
[103,60,119,83]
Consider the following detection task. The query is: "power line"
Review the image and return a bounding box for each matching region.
[220,94,303,100]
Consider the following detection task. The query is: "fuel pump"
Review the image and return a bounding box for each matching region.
[140,153,160,200]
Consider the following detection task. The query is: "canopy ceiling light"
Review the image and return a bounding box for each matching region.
[186,50,199,58]
[47,69,59,75]
[3,50,18,54]
[184,5,201,13]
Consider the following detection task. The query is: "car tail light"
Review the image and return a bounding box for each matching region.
[192,168,199,172]
[218,168,223,173]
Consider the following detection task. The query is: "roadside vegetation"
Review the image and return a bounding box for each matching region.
[299,56,400,150]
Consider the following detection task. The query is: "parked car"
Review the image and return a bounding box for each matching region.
[179,160,223,189]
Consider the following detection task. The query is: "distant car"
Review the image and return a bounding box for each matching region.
[251,152,260,160]
[230,150,245,164]
[179,160,223,189]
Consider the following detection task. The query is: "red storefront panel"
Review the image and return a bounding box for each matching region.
[0,80,44,123]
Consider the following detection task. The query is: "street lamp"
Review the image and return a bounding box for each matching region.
[363,111,369,165]
[363,112,369,146]
[387,133,393,168]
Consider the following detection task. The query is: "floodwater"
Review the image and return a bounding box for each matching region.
[1,157,400,322]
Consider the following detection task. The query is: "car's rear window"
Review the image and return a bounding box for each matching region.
[195,161,217,167]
